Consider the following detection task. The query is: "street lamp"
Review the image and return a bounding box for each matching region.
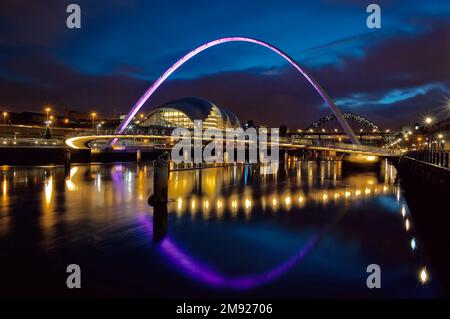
[91,112,97,130]
[45,106,51,122]
[424,117,433,151]
[2,112,7,125]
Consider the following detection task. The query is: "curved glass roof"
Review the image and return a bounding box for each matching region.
[148,97,241,127]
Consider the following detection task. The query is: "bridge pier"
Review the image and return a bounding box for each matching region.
[64,149,71,177]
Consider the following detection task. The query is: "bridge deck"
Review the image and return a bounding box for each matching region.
[64,134,400,157]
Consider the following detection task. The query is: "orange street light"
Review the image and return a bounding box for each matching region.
[91,112,97,130]
[44,106,51,121]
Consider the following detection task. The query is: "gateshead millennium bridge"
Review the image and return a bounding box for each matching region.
[63,37,400,158]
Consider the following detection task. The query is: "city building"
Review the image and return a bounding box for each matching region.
[141,97,241,130]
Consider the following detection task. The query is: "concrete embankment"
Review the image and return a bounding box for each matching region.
[395,156,450,188]
[393,156,450,295]
[0,147,90,166]
[0,147,164,166]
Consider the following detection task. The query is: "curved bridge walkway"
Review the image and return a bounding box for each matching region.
[64,133,400,157]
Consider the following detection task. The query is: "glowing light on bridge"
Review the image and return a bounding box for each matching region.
[116,37,360,145]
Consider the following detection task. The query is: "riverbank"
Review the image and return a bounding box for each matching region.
[394,156,450,296]
[0,146,165,166]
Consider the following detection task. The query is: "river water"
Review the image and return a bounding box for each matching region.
[0,158,442,298]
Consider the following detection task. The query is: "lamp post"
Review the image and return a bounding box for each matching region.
[91,112,97,131]
[45,107,51,123]
[2,112,7,125]
[438,134,444,151]
[424,117,433,151]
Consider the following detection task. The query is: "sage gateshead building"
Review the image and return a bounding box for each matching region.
[141,97,241,130]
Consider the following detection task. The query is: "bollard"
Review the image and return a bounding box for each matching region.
[153,204,168,242]
[147,152,170,242]
[136,149,141,163]
[148,152,169,206]
[64,149,71,177]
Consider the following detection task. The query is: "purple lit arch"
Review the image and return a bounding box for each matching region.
[117,37,360,145]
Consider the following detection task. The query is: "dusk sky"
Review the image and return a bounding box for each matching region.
[0,0,449,129]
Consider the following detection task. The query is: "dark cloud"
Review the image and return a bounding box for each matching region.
[354,86,449,128]
[315,24,450,97]
[0,1,64,48]
[0,16,448,129]
[0,0,136,49]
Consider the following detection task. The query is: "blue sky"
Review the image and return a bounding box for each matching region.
[0,0,449,128]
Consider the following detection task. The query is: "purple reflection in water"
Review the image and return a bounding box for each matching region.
[160,236,319,290]
[139,214,324,290]
[111,165,124,185]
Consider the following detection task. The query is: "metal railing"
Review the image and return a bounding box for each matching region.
[406,150,450,169]
[65,127,175,138]
[291,138,401,156]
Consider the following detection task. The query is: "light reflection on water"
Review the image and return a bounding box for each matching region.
[0,158,439,297]
[168,164,396,220]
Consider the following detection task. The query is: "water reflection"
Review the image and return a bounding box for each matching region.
[166,160,397,220]
[0,158,437,297]
[420,267,429,284]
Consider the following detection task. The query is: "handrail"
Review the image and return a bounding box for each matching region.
[405,150,450,168]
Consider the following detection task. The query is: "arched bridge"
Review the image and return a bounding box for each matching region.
[114,36,361,145]
[304,113,381,134]
[65,37,400,157]
[297,113,397,144]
